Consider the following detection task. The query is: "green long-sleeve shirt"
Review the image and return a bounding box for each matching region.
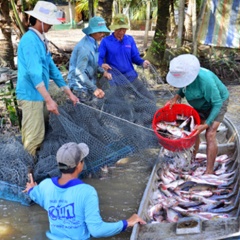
[178,68,229,126]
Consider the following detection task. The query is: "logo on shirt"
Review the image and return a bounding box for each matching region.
[48,203,75,221]
[125,44,131,48]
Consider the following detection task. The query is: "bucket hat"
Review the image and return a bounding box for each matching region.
[166,54,201,88]
[109,14,129,31]
[82,16,110,35]
[56,142,89,170]
[25,1,61,25]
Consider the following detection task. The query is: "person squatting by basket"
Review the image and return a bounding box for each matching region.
[166,54,229,174]
[98,14,155,101]
[67,16,112,103]
[16,1,79,157]
[23,142,146,239]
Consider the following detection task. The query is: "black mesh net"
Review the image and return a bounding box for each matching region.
[0,65,170,206]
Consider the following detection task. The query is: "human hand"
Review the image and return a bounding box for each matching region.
[23,173,37,193]
[93,88,105,98]
[102,64,112,71]
[143,60,151,68]
[103,71,112,80]
[68,92,79,105]
[166,95,181,109]
[126,213,146,227]
[46,98,59,115]
[194,123,208,134]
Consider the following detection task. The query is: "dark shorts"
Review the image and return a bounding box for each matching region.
[196,98,229,123]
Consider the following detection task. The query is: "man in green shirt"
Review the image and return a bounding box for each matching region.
[166,54,229,174]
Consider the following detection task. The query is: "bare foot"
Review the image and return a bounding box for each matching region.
[204,170,214,175]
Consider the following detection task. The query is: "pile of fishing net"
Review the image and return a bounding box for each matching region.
[0,66,172,206]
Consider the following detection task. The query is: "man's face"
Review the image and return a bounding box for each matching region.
[91,32,106,42]
[114,28,127,40]
[43,23,52,33]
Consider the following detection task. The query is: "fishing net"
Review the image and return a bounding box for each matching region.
[0,65,173,206]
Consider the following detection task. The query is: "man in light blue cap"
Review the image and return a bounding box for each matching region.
[68,16,112,103]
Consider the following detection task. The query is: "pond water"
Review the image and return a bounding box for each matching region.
[0,151,158,240]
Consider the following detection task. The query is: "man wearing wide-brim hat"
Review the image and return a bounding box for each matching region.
[98,14,155,101]
[166,54,229,174]
[68,16,112,103]
[16,1,79,157]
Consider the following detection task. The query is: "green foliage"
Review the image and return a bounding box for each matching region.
[149,30,166,55]
[0,81,19,126]
[75,0,98,19]
[76,0,89,12]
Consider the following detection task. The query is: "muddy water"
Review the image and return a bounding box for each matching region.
[0,84,239,240]
[0,151,158,240]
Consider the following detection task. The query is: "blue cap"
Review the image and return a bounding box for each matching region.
[82,16,110,35]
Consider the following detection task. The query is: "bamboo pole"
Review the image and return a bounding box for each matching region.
[10,0,25,36]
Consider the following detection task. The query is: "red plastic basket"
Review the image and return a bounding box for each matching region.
[152,103,200,152]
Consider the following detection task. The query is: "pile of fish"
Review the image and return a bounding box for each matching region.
[156,115,196,139]
[148,151,240,223]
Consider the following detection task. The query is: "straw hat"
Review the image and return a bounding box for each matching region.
[109,14,129,31]
[82,16,110,35]
[166,54,201,88]
[25,1,61,25]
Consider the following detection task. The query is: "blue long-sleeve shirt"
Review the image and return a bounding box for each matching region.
[28,177,127,240]
[16,29,67,101]
[178,68,229,126]
[68,35,104,93]
[98,33,144,82]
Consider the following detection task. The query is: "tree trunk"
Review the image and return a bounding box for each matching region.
[177,0,185,47]
[145,0,170,72]
[96,0,113,27]
[68,0,74,28]
[184,0,192,41]
[89,0,94,18]
[0,0,15,68]
[191,0,197,51]
[143,0,151,48]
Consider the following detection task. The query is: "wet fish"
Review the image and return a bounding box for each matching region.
[147,151,236,224]
[148,203,163,219]
[178,116,195,132]
[182,174,228,186]
[157,123,190,139]
[158,183,174,197]
[177,181,197,191]
[192,166,206,176]
[161,179,185,190]
[166,208,180,222]
[159,170,174,185]
[197,201,225,212]
[188,183,217,192]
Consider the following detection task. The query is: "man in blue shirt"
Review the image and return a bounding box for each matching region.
[98,14,155,101]
[166,54,229,174]
[16,1,79,156]
[24,142,146,239]
[68,16,112,103]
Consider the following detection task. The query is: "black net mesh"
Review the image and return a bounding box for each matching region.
[0,65,170,206]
